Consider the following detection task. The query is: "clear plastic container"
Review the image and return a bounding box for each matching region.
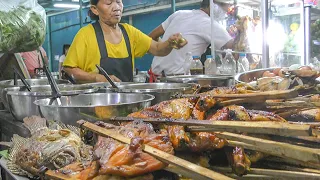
[221,49,236,75]
[204,55,217,75]
[183,52,192,75]
[190,56,204,75]
[238,53,249,73]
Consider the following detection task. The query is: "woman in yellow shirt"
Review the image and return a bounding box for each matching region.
[63,0,187,83]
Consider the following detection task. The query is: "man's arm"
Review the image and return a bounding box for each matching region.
[149,25,165,42]
[222,39,234,50]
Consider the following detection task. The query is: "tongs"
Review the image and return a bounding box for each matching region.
[61,69,77,84]
[13,66,31,91]
[96,64,118,89]
[39,50,62,105]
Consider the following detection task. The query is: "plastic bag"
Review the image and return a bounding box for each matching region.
[0,0,46,53]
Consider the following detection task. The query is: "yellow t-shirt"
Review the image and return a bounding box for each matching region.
[63,23,152,73]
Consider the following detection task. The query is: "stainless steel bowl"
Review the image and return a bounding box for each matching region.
[235,68,276,83]
[5,84,98,122]
[34,93,154,126]
[160,75,234,87]
[112,83,196,105]
[0,79,70,110]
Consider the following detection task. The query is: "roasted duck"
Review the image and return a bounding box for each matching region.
[5,116,93,178]
[57,121,174,179]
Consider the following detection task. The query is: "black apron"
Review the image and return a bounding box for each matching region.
[92,22,133,82]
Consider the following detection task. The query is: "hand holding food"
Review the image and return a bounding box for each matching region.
[167,33,188,49]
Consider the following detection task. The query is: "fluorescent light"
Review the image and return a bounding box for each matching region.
[53,3,80,8]
[72,0,79,2]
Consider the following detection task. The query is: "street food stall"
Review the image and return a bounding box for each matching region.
[0,0,320,180]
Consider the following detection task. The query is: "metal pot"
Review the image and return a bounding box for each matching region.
[234,68,276,83]
[0,79,70,110]
[111,83,196,105]
[160,75,234,87]
[34,93,154,126]
[5,84,98,122]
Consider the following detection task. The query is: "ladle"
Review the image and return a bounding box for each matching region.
[96,65,119,89]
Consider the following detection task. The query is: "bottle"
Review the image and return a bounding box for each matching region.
[204,55,217,75]
[190,56,203,75]
[183,52,193,75]
[222,49,236,75]
[238,53,249,72]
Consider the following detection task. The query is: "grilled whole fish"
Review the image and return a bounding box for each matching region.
[5,116,93,178]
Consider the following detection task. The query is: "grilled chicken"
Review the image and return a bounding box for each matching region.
[207,105,286,122]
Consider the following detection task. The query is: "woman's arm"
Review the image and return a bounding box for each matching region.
[148,33,188,57]
[63,67,121,83]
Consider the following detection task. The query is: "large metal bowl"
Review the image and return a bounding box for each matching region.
[234,68,276,83]
[5,84,98,122]
[111,83,196,105]
[0,79,70,110]
[34,93,154,126]
[160,75,234,87]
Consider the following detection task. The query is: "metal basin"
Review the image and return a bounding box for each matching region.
[234,68,276,83]
[5,84,98,122]
[112,83,196,105]
[0,79,70,110]
[160,75,234,87]
[34,93,154,126]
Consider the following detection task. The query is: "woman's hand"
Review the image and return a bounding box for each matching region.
[167,33,188,49]
[95,74,121,82]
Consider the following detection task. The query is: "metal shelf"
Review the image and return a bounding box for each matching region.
[274,6,320,21]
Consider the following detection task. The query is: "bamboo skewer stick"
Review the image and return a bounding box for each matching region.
[211,166,320,179]
[108,117,314,137]
[175,89,298,99]
[216,132,320,165]
[78,121,233,180]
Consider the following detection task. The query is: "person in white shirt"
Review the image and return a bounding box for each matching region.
[59,44,70,77]
[148,0,233,79]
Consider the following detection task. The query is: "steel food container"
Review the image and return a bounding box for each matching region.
[112,83,196,105]
[234,68,276,83]
[5,84,98,122]
[0,79,70,110]
[34,93,155,126]
[160,75,234,87]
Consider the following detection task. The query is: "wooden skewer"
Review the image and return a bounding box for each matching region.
[211,166,320,179]
[176,89,298,99]
[216,132,320,165]
[78,121,233,180]
[266,156,320,170]
[108,117,313,137]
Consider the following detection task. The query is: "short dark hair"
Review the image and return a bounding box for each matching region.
[201,0,210,8]
[88,0,99,20]
[62,44,70,55]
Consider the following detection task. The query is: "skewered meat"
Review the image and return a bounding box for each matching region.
[196,87,250,111]
[207,105,286,122]
[166,125,226,151]
[5,116,91,178]
[289,108,320,122]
